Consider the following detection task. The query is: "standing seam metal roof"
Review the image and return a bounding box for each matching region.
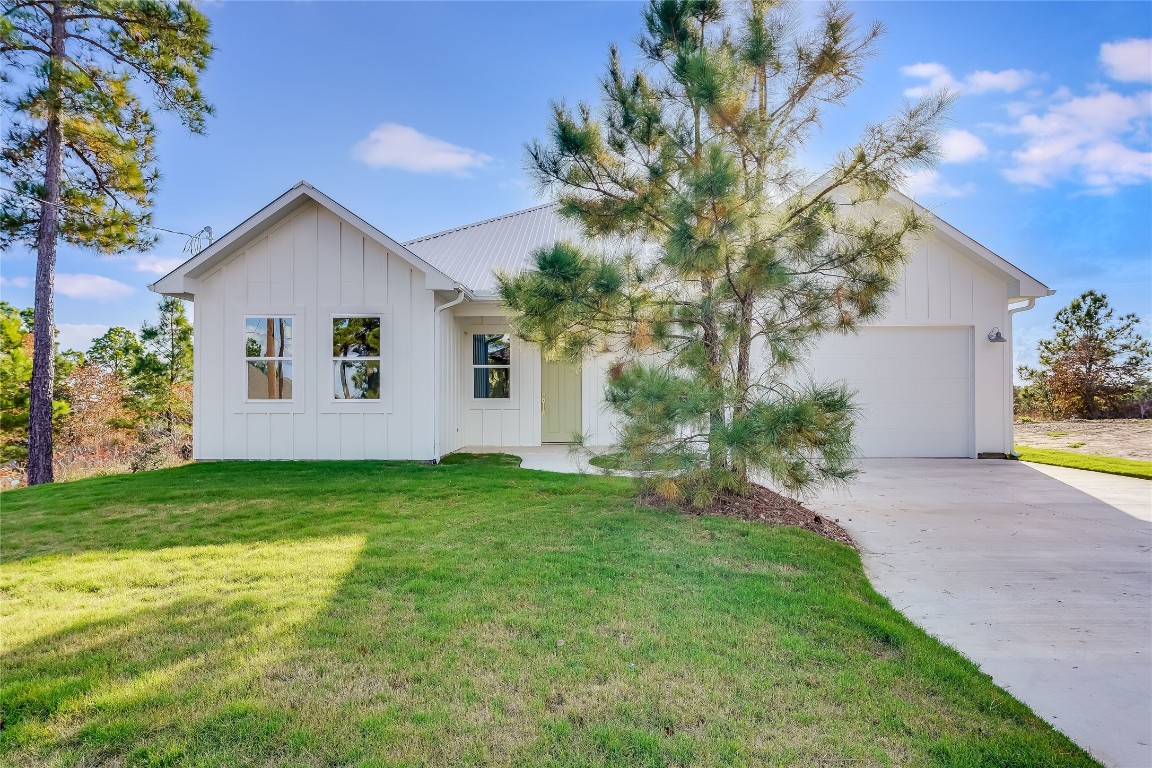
[403,203,585,295]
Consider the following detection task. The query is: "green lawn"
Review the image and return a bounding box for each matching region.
[1015,446,1152,480]
[1,456,1098,767]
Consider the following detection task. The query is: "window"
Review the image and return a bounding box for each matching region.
[332,316,381,400]
[245,317,293,400]
[473,333,511,398]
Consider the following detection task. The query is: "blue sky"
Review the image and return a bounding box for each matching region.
[1,1,1149,371]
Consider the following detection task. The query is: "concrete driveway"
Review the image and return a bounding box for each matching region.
[810,459,1152,768]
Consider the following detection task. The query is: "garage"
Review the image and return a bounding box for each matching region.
[803,327,974,458]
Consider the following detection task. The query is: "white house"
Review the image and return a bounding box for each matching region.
[150,181,1052,462]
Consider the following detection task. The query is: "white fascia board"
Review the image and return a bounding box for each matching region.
[148,181,459,297]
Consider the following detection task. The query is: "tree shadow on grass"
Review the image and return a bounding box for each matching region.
[1,533,366,765]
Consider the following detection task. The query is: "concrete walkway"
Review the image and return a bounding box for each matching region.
[809,459,1152,768]
[459,444,606,473]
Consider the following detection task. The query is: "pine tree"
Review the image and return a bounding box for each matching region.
[499,0,948,500]
[131,297,193,442]
[0,301,73,464]
[88,326,143,377]
[1018,291,1150,419]
[1,0,213,484]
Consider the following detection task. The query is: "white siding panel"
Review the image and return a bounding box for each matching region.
[317,209,341,306]
[270,414,293,460]
[387,257,413,458]
[194,269,225,459]
[341,222,365,306]
[927,247,951,320]
[292,412,317,459]
[269,223,294,306]
[410,284,436,458]
[293,207,318,304]
[316,415,340,459]
[950,257,974,319]
[904,243,930,319]
[364,412,389,459]
[340,413,365,459]
[247,413,270,459]
[246,236,270,282]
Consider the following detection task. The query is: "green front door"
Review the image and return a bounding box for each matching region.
[541,359,582,443]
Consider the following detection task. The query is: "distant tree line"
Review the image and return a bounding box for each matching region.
[1016,290,1150,421]
[0,297,193,486]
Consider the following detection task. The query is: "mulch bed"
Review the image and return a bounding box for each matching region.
[644,484,856,549]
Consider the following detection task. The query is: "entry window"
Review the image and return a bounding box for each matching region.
[245,317,293,400]
[332,316,381,400]
[472,333,511,398]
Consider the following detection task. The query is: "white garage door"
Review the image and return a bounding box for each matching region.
[803,327,973,457]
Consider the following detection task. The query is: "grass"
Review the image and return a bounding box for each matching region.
[587,452,683,471]
[1014,446,1152,480]
[0,457,1099,767]
[1044,430,1069,438]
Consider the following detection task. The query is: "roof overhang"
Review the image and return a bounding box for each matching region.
[149,181,460,298]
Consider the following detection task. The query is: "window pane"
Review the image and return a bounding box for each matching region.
[473,367,510,399]
[472,334,511,366]
[333,360,381,400]
[333,317,381,357]
[247,361,293,399]
[245,317,292,358]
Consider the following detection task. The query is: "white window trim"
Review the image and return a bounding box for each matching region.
[233,308,307,415]
[243,314,296,404]
[330,312,384,403]
[467,327,518,409]
[319,307,394,414]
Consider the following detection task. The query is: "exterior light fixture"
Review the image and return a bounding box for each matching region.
[987,327,1007,343]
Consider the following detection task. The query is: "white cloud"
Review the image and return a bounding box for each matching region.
[901,62,1034,98]
[0,275,31,289]
[352,123,492,175]
[57,323,109,352]
[134,256,185,275]
[939,129,988,163]
[1000,88,1152,193]
[1100,38,1152,83]
[900,62,958,97]
[56,273,134,301]
[965,69,1034,95]
[901,169,975,198]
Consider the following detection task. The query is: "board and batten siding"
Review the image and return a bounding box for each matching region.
[794,227,1016,456]
[192,202,436,461]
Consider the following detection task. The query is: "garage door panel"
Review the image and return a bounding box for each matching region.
[864,403,969,429]
[802,327,972,457]
[855,428,969,457]
[851,379,970,407]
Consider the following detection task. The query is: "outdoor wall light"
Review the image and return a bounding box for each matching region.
[987,327,1007,343]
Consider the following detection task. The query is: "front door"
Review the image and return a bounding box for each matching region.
[541,359,581,443]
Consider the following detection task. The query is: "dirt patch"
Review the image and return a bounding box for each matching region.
[1014,419,1152,461]
[644,485,857,549]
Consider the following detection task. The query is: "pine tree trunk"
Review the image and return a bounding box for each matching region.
[27,0,67,486]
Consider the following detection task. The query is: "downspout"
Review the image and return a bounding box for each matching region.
[432,288,467,463]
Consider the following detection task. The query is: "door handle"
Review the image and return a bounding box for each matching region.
[541,392,546,413]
